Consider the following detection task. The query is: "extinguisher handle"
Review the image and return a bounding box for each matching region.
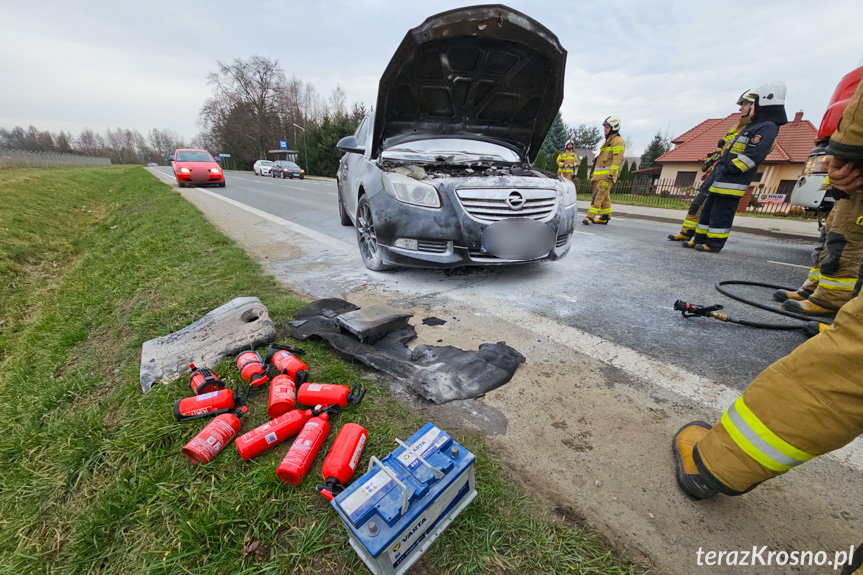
[348,384,367,405]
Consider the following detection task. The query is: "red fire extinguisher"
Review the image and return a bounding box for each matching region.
[235,405,323,461]
[174,378,251,423]
[316,423,368,500]
[188,363,225,395]
[276,411,332,485]
[182,406,247,465]
[236,350,269,386]
[268,372,296,418]
[298,382,366,409]
[266,344,309,384]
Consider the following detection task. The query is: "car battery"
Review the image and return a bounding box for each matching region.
[331,422,477,575]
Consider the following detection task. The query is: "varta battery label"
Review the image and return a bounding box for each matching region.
[196,391,220,401]
[340,469,396,523]
[396,426,449,472]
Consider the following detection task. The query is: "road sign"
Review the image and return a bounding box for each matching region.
[220,153,231,158]
[280,141,287,150]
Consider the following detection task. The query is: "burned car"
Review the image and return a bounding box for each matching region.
[336,5,577,271]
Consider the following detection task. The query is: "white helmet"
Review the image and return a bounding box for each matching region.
[749,82,786,106]
[565,139,574,148]
[736,89,755,105]
[603,116,621,131]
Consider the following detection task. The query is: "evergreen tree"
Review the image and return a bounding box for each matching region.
[576,155,589,180]
[569,123,603,151]
[619,160,631,182]
[639,131,672,169]
[541,112,568,155]
[534,149,547,171]
[550,150,561,173]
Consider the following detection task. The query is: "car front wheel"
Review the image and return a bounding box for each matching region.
[356,196,393,271]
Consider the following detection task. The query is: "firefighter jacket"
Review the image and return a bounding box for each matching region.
[702,114,751,174]
[707,120,779,197]
[591,134,625,183]
[556,150,579,174]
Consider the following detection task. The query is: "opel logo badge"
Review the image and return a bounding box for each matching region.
[506,191,525,210]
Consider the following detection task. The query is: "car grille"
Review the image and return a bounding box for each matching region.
[417,239,449,254]
[556,233,571,248]
[468,249,547,263]
[455,188,557,223]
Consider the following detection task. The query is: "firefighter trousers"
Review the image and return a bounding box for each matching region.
[693,292,863,494]
[678,190,709,235]
[693,193,739,250]
[588,180,613,220]
[800,196,863,309]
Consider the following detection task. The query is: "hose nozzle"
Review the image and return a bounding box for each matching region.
[674,300,724,319]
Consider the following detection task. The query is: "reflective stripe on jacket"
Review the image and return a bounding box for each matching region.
[556,151,579,173]
[591,134,625,183]
[708,120,779,197]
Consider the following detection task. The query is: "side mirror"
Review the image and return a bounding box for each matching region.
[336,136,365,154]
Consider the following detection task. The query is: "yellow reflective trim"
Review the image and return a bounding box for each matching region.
[707,232,730,238]
[721,411,792,472]
[612,146,624,153]
[735,398,815,464]
[732,158,750,172]
[610,165,620,172]
[708,185,746,196]
[818,276,857,290]
[682,220,697,229]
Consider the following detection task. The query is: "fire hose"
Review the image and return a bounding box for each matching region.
[674,280,832,336]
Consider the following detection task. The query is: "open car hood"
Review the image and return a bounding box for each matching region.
[372,5,566,162]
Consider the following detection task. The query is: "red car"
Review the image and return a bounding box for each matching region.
[171,149,225,188]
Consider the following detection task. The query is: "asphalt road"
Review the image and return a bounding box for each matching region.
[153,167,816,391]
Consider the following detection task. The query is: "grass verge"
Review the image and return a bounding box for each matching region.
[0,166,646,575]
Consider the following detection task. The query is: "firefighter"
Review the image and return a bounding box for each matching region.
[557,140,579,182]
[672,79,863,574]
[684,82,788,252]
[668,90,755,241]
[584,117,624,225]
[772,193,863,315]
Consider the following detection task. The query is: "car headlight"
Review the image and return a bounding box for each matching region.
[561,178,577,207]
[382,172,440,208]
[210,168,221,173]
[178,168,191,173]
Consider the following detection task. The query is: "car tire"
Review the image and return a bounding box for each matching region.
[338,190,353,227]
[299,175,304,180]
[219,182,226,188]
[355,196,393,271]
[177,182,185,188]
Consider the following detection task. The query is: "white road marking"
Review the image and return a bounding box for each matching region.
[767,261,810,269]
[150,167,863,471]
[572,231,595,236]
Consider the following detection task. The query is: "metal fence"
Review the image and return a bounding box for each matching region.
[573,177,816,218]
[0,149,111,168]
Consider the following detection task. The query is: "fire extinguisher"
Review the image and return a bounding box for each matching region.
[276,410,333,485]
[236,350,269,386]
[182,406,248,465]
[174,378,251,423]
[188,363,225,395]
[316,423,368,500]
[266,344,309,384]
[298,382,366,409]
[268,371,296,418]
[235,404,333,461]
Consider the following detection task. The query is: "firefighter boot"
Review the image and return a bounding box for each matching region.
[594,217,609,225]
[841,543,863,575]
[681,240,697,249]
[781,299,839,316]
[668,230,694,241]
[582,216,594,225]
[672,422,718,500]
[772,289,812,303]
[694,244,721,253]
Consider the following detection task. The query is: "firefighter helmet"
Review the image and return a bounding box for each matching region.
[603,116,621,131]
[736,89,755,105]
[565,139,574,148]
[750,82,786,106]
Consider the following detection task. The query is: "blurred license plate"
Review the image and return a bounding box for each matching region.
[481,218,555,260]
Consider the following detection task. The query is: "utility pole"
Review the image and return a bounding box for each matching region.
[293,123,308,175]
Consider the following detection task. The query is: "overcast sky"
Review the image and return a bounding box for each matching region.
[2,0,861,155]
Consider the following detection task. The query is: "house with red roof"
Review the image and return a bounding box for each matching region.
[655,111,817,198]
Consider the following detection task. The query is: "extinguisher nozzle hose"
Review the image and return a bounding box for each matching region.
[296,370,309,385]
[348,384,368,405]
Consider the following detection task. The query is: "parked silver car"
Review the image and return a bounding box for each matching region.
[253,159,273,176]
[336,5,577,271]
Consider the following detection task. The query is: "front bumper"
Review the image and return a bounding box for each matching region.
[366,185,577,269]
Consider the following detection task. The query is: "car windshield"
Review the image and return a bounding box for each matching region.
[382,139,520,163]
[261,161,273,166]
[285,161,300,169]
[176,151,214,162]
